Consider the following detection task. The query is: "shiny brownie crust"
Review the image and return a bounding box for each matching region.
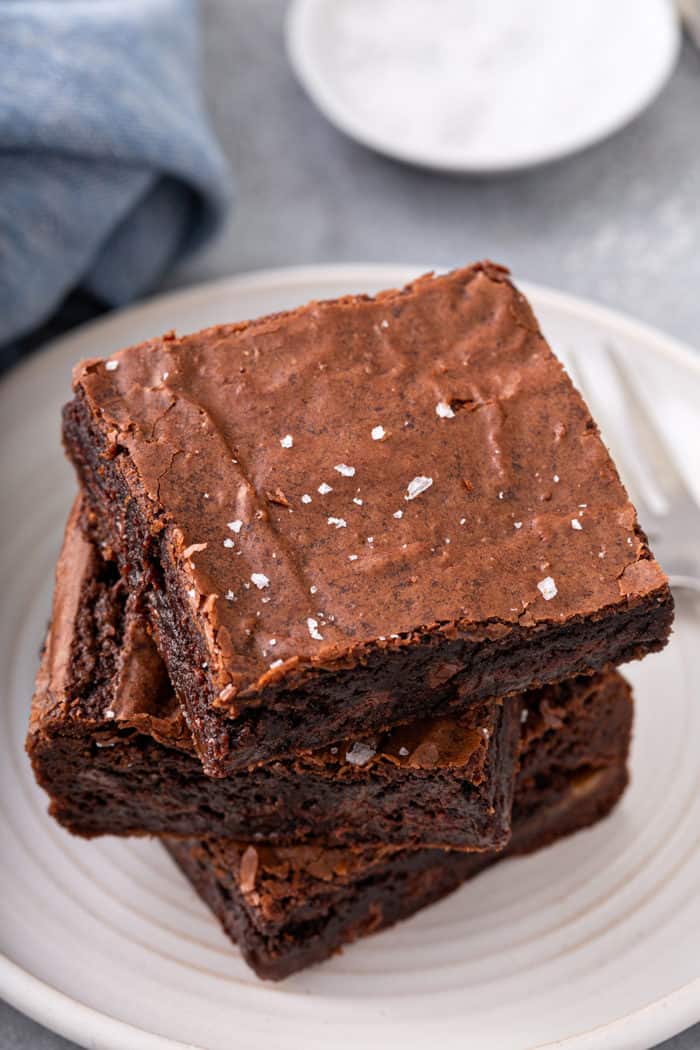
[63,263,670,774]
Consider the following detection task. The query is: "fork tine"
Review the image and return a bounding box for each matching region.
[602,344,696,508]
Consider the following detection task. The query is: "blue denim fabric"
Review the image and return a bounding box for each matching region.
[0,0,232,357]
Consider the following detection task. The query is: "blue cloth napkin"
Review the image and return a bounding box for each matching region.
[0,0,232,359]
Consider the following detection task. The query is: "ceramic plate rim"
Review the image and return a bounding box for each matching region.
[1,262,699,1050]
[285,0,680,174]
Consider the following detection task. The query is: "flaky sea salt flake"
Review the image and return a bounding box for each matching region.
[571,519,583,530]
[318,482,333,495]
[105,359,119,371]
[537,576,558,601]
[436,401,455,419]
[307,617,323,641]
[405,475,433,501]
[227,520,243,533]
[251,573,270,589]
[334,463,356,477]
[345,741,376,766]
[280,434,293,448]
[301,494,312,504]
[327,516,347,528]
[223,538,234,548]
[371,425,386,441]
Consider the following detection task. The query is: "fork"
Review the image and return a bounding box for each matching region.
[677,0,700,52]
[567,344,700,593]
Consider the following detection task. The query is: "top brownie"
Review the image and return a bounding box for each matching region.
[64,262,672,775]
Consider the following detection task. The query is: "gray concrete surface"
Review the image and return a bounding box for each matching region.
[183,2,700,351]
[2,1,699,1046]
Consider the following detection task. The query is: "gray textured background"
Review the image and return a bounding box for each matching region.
[2,1,699,1046]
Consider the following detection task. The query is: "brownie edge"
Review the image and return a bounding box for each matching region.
[166,762,629,981]
[164,676,633,980]
[64,262,671,773]
[28,501,522,851]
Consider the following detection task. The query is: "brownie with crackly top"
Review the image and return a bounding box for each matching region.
[27,501,521,850]
[63,261,670,775]
[166,669,633,979]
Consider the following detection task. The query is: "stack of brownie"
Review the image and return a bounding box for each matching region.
[28,263,673,979]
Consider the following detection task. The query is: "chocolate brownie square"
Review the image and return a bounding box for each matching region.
[28,501,520,851]
[166,669,633,979]
[63,262,670,774]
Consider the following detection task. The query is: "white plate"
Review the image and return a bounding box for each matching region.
[1,265,699,1050]
[286,0,680,173]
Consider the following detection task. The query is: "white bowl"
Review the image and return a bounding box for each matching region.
[287,0,680,173]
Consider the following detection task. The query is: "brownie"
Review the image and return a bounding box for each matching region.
[28,502,521,850]
[166,672,633,979]
[63,261,671,774]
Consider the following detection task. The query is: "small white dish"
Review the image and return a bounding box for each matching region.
[1,264,699,1050]
[286,0,680,173]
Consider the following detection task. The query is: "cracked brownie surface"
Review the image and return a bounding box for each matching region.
[63,262,671,773]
